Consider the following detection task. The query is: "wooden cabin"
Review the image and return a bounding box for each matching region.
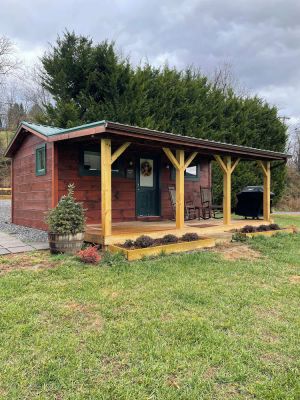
[5,120,289,245]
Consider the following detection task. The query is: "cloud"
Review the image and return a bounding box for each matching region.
[1,0,300,126]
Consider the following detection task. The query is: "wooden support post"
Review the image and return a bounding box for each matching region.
[223,157,231,225]
[214,155,232,225]
[101,139,112,237]
[51,142,59,208]
[176,150,185,229]
[163,147,198,230]
[258,161,271,222]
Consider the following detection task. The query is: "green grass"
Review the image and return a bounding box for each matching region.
[0,217,299,399]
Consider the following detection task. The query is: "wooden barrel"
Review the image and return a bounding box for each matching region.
[48,232,84,255]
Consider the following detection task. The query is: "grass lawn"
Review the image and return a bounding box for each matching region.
[0,216,299,399]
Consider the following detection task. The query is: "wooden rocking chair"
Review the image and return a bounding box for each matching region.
[168,186,198,220]
[200,187,223,219]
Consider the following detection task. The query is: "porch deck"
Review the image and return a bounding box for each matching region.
[85,218,269,246]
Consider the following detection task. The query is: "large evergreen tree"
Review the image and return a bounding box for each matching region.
[40,31,288,203]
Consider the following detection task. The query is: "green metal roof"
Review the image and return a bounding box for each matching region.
[21,120,107,137]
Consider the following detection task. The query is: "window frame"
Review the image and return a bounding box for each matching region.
[79,147,126,177]
[35,144,47,176]
[79,149,101,176]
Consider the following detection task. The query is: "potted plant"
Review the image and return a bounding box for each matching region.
[46,183,86,254]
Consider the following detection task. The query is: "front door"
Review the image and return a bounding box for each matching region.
[136,156,160,216]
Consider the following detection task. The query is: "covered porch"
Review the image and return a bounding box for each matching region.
[86,122,284,247]
[85,218,272,246]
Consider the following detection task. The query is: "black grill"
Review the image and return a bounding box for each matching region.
[235,186,274,219]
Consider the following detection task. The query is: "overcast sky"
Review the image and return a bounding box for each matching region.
[2,0,300,130]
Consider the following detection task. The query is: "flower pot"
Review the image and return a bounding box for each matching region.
[48,232,84,255]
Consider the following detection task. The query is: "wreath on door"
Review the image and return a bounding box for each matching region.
[141,160,152,176]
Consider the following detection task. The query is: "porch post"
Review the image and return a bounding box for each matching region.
[215,155,234,225]
[101,138,112,237]
[258,161,271,222]
[176,150,185,229]
[223,157,231,225]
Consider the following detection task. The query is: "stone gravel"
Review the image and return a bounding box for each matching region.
[0,200,48,243]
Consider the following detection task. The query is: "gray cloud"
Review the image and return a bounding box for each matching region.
[1,0,300,125]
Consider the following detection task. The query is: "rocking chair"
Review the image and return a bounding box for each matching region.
[200,187,223,219]
[168,186,199,220]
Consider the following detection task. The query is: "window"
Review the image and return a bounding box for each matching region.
[36,144,46,176]
[79,148,125,177]
[171,163,200,181]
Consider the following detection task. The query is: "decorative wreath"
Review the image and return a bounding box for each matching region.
[141,160,152,176]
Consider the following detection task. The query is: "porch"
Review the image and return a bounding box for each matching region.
[84,217,268,246]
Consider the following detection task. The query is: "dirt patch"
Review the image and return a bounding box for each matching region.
[213,243,263,261]
[0,252,59,275]
[64,302,104,330]
[289,275,300,284]
[203,366,219,380]
[166,374,180,389]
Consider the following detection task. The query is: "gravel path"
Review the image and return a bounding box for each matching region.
[0,200,48,243]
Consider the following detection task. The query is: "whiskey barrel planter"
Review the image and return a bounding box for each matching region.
[48,232,84,255]
[109,237,216,261]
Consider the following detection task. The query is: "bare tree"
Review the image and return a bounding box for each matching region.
[210,62,248,97]
[0,36,20,82]
[293,127,300,172]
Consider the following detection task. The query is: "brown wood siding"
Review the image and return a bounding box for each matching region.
[58,142,211,224]
[12,135,52,230]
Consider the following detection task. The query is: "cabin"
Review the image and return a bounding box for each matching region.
[5,120,289,246]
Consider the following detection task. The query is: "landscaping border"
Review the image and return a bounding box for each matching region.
[241,227,295,238]
[109,237,216,260]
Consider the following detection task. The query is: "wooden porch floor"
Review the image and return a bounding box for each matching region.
[85,218,269,246]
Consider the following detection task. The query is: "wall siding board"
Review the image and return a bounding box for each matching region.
[12,135,52,230]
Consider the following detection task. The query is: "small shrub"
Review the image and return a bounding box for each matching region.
[269,223,280,230]
[134,235,155,248]
[257,225,269,232]
[101,251,127,267]
[240,225,256,233]
[181,232,200,242]
[46,183,86,234]
[123,239,135,248]
[161,234,179,244]
[232,232,248,242]
[77,245,101,264]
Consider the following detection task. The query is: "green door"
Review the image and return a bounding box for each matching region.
[136,157,160,216]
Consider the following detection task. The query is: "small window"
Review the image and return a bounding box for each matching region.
[79,148,125,177]
[36,144,46,176]
[171,163,200,181]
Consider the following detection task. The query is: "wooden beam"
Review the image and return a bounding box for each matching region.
[101,139,112,237]
[111,142,131,164]
[257,160,267,176]
[223,157,232,225]
[184,152,198,170]
[51,142,59,208]
[214,155,227,174]
[259,161,271,222]
[176,150,185,229]
[231,158,240,173]
[163,147,180,170]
